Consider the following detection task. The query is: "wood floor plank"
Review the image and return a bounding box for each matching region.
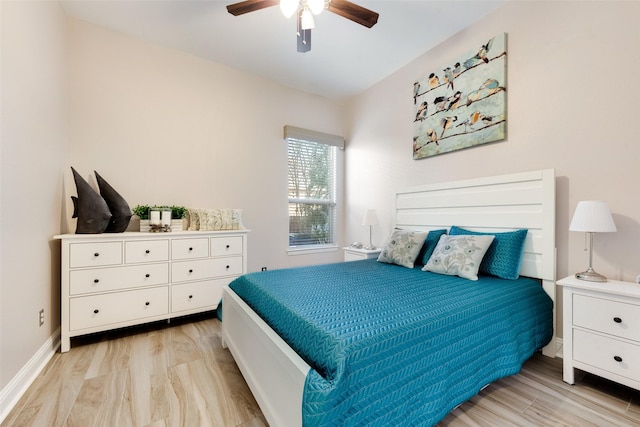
[127,331,171,426]
[3,314,640,427]
[66,369,131,427]
[167,324,203,367]
[3,343,95,427]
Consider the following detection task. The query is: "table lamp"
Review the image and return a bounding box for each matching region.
[569,200,617,282]
[362,209,379,250]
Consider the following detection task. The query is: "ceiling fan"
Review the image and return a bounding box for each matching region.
[226,0,379,53]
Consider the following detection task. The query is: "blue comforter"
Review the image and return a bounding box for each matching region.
[229,259,552,426]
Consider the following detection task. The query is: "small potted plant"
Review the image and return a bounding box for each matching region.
[133,204,187,232]
[169,205,188,231]
[132,205,151,231]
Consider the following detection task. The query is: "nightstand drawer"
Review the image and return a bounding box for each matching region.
[171,238,209,260]
[125,240,169,264]
[69,263,169,295]
[69,286,169,331]
[574,329,640,382]
[70,242,122,268]
[573,294,640,342]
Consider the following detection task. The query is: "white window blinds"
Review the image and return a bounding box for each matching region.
[285,126,343,248]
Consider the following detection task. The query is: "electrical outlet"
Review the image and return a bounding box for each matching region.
[39,309,44,327]
[261,267,268,271]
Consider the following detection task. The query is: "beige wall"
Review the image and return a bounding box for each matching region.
[344,1,640,337]
[1,0,67,391]
[66,18,346,272]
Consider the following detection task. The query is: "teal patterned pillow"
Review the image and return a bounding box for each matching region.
[377,229,428,268]
[422,234,495,280]
[449,226,528,280]
[416,229,448,265]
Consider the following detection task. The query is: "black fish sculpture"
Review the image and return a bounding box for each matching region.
[95,171,132,233]
[70,167,112,234]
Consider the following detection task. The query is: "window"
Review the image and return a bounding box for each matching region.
[285,126,343,250]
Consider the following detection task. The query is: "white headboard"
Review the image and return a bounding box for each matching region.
[395,169,557,355]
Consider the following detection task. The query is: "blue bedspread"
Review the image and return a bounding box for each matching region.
[229,259,553,426]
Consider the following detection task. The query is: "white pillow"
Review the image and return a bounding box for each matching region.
[377,229,428,268]
[422,234,495,280]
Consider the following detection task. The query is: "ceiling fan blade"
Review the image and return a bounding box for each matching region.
[327,0,379,28]
[226,0,279,16]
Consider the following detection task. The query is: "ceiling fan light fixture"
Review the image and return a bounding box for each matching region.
[280,0,299,18]
[300,8,315,29]
[307,0,325,15]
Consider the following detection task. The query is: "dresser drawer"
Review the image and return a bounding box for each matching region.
[125,240,169,264]
[171,238,209,260]
[69,263,169,296]
[573,329,640,382]
[70,242,122,268]
[171,278,230,313]
[69,286,169,331]
[211,236,243,257]
[171,256,243,283]
[573,294,640,342]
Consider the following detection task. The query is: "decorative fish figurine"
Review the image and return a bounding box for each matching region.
[95,171,132,233]
[70,167,112,234]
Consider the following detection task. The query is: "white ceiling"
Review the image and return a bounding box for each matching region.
[60,0,505,100]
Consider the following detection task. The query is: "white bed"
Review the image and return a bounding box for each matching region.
[222,168,557,426]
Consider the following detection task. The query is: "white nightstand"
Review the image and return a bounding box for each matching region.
[344,247,381,262]
[557,275,640,391]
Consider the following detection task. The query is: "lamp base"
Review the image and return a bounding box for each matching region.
[575,267,607,282]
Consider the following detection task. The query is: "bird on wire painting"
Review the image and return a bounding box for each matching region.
[413,33,507,159]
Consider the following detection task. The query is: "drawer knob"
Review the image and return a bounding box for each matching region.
[94,252,100,257]
[145,274,150,278]
[188,269,193,273]
[145,249,150,254]
[613,317,622,323]
[226,245,230,249]
[93,279,99,284]
[189,247,193,251]
[145,301,150,306]
[188,295,193,299]
[614,355,623,363]
[93,309,99,314]
[226,265,230,269]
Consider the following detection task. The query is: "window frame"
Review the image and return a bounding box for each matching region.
[284,126,344,255]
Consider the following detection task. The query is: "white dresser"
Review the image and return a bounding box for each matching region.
[55,230,248,352]
[558,275,640,391]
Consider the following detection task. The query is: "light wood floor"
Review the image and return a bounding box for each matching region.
[3,314,640,426]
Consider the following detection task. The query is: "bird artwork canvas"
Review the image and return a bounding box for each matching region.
[413,33,507,159]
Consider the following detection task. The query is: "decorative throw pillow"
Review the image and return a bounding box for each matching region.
[416,229,448,265]
[449,226,528,280]
[198,208,245,231]
[187,208,200,231]
[423,234,495,281]
[377,229,428,268]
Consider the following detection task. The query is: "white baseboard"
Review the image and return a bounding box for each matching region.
[0,327,60,423]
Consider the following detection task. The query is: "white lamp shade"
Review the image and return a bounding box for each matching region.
[307,0,325,15]
[300,8,315,29]
[569,200,617,232]
[280,0,299,18]
[362,209,379,226]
